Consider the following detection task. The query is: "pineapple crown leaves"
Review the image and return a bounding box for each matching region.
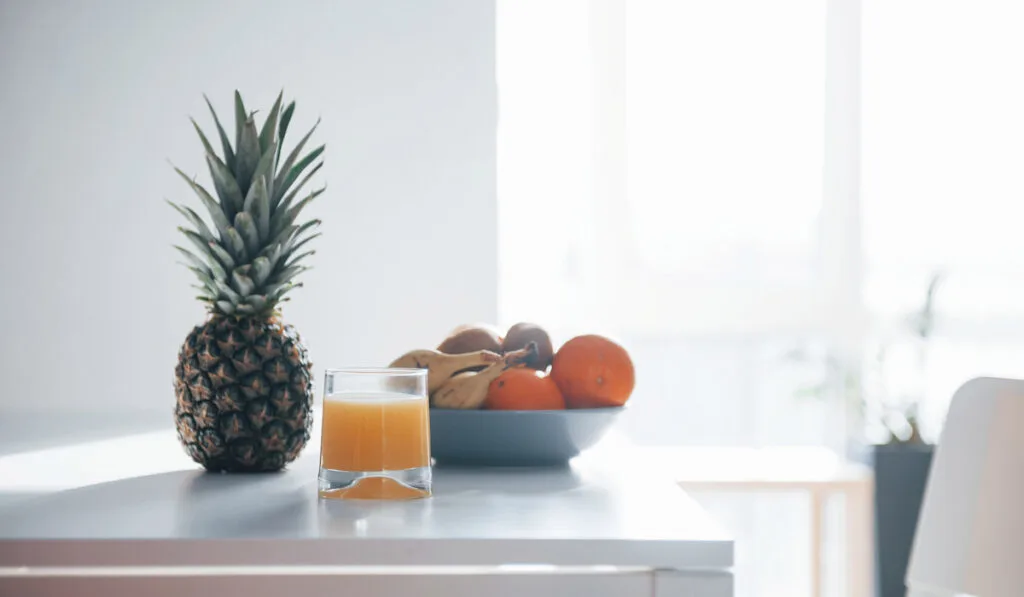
[169,91,325,318]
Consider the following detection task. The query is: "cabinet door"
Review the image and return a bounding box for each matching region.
[2,570,656,597]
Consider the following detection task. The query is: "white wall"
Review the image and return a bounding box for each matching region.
[0,0,497,416]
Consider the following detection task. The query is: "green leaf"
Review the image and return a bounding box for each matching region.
[268,225,298,251]
[264,281,292,299]
[258,241,281,260]
[175,244,226,281]
[271,187,324,238]
[245,295,268,312]
[234,212,260,255]
[173,167,231,239]
[179,228,229,272]
[244,176,271,241]
[166,200,215,243]
[293,218,321,239]
[180,264,209,284]
[224,227,249,263]
[285,250,315,268]
[185,264,219,295]
[259,91,283,153]
[253,140,278,200]
[213,277,242,304]
[270,264,310,285]
[268,281,303,301]
[251,256,272,285]
[216,300,236,314]
[205,153,244,219]
[231,270,255,296]
[281,219,321,253]
[258,243,284,273]
[273,119,320,202]
[174,245,209,272]
[287,232,321,256]
[274,161,323,212]
[235,116,261,194]
[190,118,216,157]
[204,94,236,173]
[233,91,247,155]
[275,145,325,205]
[206,240,236,272]
[277,101,295,164]
[184,264,211,281]
[262,281,289,297]
[234,303,257,315]
[285,187,324,231]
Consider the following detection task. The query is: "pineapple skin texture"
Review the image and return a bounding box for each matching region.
[174,315,313,472]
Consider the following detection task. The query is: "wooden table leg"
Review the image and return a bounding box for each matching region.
[846,479,874,597]
[810,490,825,597]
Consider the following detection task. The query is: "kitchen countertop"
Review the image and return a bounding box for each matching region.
[0,425,733,571]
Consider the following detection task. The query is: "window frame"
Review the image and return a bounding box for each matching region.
[583,0,864,343]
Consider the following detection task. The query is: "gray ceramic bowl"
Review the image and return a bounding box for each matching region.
[429,407,623,466]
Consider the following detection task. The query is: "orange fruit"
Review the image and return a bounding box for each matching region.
[550,335,634,408]
[485,368,566,410]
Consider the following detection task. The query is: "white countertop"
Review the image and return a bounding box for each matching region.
[0,427,733,571]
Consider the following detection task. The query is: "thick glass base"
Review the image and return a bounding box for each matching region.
[318,466,432,500]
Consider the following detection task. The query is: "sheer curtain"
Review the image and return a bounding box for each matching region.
[862,0,1024,442]
[499,0,1024,450]
[499,0,853,449]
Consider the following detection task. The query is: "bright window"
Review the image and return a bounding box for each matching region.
[498,0,1024,446]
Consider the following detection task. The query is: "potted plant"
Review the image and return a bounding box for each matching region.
[786,272,943,597]
[867,272,942,597]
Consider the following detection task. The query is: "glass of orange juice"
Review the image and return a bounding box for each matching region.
[318,368,431,500]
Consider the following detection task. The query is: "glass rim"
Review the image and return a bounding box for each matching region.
[324,367,426,377]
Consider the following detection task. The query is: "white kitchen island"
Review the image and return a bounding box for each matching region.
[0,428,733,596]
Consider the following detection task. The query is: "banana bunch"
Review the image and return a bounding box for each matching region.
[389,342,538,409]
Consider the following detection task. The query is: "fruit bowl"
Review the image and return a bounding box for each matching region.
[429,407,623,466]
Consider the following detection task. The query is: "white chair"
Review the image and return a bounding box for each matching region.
[906,377,1024,597]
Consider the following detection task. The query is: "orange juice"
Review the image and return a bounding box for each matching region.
[320,393,430,472]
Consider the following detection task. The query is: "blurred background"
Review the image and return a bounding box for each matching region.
[500,0,1024,449]
[497,1,1024,595]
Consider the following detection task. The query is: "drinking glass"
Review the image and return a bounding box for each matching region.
[318,368,431,499]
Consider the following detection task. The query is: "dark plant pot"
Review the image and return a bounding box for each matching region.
[872,443,934,597]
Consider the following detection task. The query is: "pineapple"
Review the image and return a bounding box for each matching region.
[170,91,324,472]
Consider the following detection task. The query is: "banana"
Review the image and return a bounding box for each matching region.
[431,343,538,409]
[389,348,500,393]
